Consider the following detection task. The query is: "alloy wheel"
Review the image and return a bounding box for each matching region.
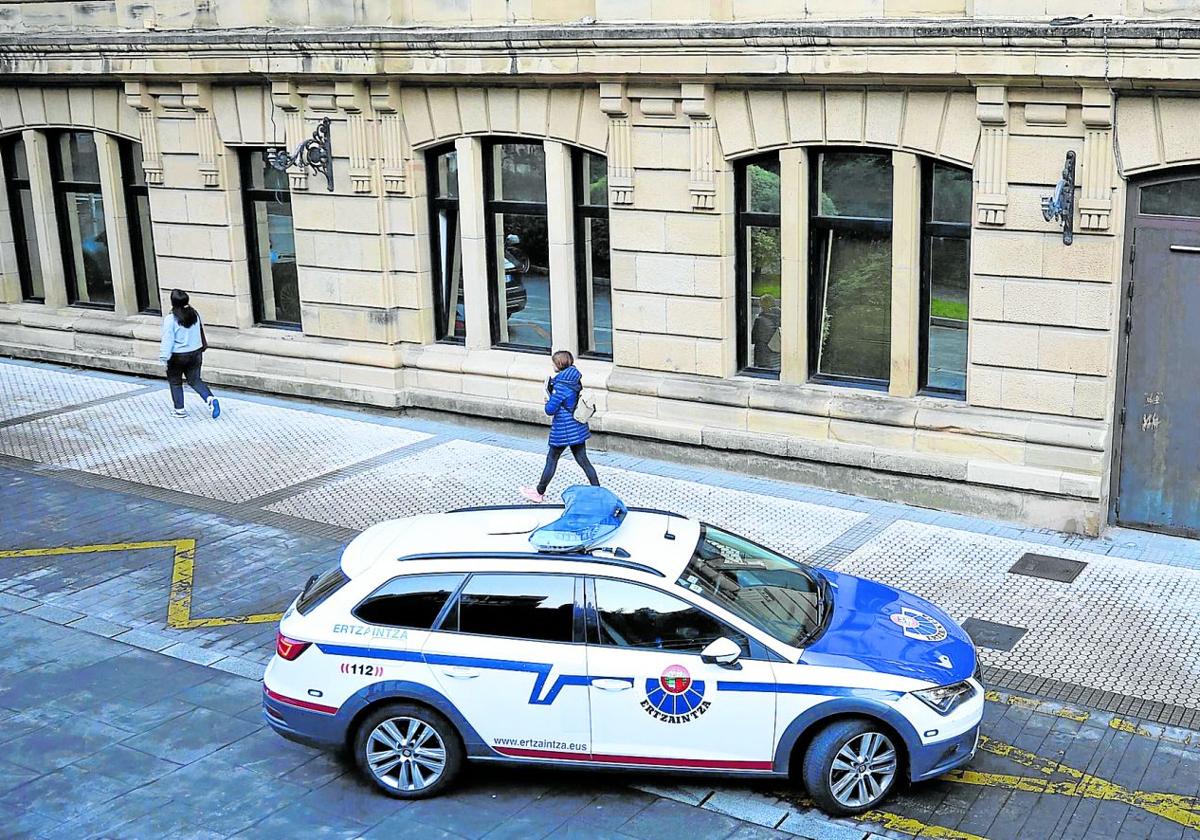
[365,716,448,792]
[827,731,897,809]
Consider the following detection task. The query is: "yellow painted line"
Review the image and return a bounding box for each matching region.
[983,689,1091,723]
[860,809,989,840]
[1109,717,1154,737]
[2,539,283,629]
[943,736,1200,830]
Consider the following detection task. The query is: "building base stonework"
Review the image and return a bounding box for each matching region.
[7,9,1200,537]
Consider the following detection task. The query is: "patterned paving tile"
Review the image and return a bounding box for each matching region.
[0,391,429,503]
[267,439,867,561]
[833,520,1200,708]
[0,363,144,423]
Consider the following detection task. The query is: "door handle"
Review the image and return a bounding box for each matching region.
[440,666,481,679]
[1169,245,1200,253]
[591,678,634,692]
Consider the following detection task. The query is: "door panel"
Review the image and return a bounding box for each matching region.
[422,573,590,761]
[1117,223,1200,536]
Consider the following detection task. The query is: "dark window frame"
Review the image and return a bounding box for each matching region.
[426,143,464,345]
[482,137,549,352]
[735,153,783,378]
[572,147,612,360]
[0,134,42,303]
[352,572,468,630]
[584,575,759,659]
[806,147,893,391]
[436,571,584,645]
[239,148,300,330]
[119,140,161,314]
[919,160,972,398]
[47,129,113,310]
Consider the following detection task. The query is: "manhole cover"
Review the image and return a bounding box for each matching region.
[962,618,1028,652]
[1008,552,1087,583]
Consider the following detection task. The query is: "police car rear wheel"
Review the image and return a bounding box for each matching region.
[354,703,463,799]
[802,719,899,815]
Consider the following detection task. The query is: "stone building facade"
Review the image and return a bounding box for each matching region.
[2,1,1200,536]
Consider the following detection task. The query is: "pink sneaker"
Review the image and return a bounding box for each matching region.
[520,487,545,504]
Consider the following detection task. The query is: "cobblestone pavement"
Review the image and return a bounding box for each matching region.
[3,357,1200,839]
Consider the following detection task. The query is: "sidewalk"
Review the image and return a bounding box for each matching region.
[2,357,1200,840]
[2,357,1198,725]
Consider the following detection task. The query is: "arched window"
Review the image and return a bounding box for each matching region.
[920,161,971,396]
[573,149,611,358]
[0,135,43,302]
[49,130,113,308]
[120,141,161,313]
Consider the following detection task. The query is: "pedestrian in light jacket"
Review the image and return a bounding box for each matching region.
[159,289,220,419]
[521,350,600,503]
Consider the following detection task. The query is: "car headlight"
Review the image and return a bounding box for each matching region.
[912,681,976,716]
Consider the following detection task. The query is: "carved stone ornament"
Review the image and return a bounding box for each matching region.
[975,86,1009,226]
[681,83,717,211]
[599,82,633,206]
[181,82,221,188]
[369,80,408,195]
[122,81,164,185]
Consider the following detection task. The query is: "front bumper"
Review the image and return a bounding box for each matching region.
[909,723,980,782]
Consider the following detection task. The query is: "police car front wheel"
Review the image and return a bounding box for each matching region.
[802,719,899,815]
[353,703,464,799]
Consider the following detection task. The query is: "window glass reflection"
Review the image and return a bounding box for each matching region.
[243,151,300,326]
[53,132,112,308]
[488,141,550,350]
[1,135,43,301]
[813,228,893,382]
[576,150,612,358]
[429,147,465,342]
[817,152,892,220]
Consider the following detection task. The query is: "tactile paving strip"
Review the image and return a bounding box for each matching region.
[833,520,1200,709]
[0,362,146,423]
[267,439,868,561]
[0,391,430,503]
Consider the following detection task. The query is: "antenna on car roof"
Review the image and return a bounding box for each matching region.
[664,514,675,541]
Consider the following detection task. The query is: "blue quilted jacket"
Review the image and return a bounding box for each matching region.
[545,365,590,447]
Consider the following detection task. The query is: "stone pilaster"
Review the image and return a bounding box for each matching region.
[336,81,373,195]
[975,85,1008,226]
[271,80,308,191]
[182,82,221,188]
[369,80,408,195]
[681,83,717,212]
[122,81,163,186]
[1080,88,1115,232]
[599,82,633,206]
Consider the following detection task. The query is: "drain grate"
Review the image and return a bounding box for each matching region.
[963,618,1028,652]
[1009,552,1087,583]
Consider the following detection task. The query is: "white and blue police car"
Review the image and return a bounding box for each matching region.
[263,487,983,815]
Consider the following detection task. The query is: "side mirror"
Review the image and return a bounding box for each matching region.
[701,637,742,668]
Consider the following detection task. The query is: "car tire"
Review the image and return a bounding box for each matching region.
[802,718,900,816]
[353,702,463,799]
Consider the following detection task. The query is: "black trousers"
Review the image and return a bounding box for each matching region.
[166,350,213,410]
[537,443,600,495]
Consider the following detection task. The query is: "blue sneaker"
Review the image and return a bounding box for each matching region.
[209,398,221,419]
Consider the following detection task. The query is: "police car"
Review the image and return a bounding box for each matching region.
[263,487,982,815]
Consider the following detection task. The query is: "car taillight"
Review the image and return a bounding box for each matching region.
[276,632,311,661]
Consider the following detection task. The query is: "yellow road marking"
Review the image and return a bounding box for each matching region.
[1109,717,1154,737]
[1,539,283,629]
[983,689,1091,723]
[941,735,1200,830]
[859,809,989,840]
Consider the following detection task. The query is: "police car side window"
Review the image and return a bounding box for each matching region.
[353,573,465,629]
[442,573,575,644]
[592,578,749,656]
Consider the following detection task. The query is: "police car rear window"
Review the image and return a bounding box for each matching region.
[296,565,349,616]
[353,574,464,629]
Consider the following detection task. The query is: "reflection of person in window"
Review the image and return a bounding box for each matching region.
[751,294,781,369]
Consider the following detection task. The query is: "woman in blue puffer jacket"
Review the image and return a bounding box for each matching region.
[521,350,601,503]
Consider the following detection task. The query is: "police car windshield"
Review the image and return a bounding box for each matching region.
[677,526,823,648]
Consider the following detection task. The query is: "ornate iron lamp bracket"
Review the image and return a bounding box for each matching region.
[1041,150,1076,245]
[263,117,334,192]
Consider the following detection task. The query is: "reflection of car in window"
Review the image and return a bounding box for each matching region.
[503,233,528,315]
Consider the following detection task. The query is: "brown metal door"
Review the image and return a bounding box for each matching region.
[1115,215,1200,536]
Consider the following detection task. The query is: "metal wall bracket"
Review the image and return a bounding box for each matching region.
[264,117,334,192]
[1041,150,1076,245]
